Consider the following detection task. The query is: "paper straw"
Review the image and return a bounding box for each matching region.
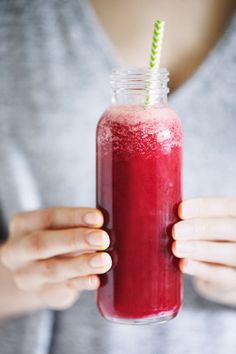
[145,20,165,106]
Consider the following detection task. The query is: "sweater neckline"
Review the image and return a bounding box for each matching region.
[85,2,235,100]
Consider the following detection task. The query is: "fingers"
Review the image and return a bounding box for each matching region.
[38,284,80,310]
[10,207,104,237]
[67,274,100,291]
[13,252,112,291]
[193,278,236,306]
[173,218,236,241]
[173,241,236,267]
[1,228,110,269]
[2,228,110,268]
[179,198,236,219]
[38,275,100,310]
[179,259,236,289]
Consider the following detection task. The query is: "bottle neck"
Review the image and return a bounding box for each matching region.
[110,68,169,107]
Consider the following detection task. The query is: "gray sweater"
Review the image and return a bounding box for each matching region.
[0,1,236,354]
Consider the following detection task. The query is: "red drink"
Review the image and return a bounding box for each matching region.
[96,68,182,324]
[96,104,182,324]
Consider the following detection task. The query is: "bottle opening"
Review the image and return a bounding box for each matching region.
[110,67,169,106]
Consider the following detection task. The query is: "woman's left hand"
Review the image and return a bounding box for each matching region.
[172,198,236,306]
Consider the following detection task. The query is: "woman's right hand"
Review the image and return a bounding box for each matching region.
[0,207,112,310]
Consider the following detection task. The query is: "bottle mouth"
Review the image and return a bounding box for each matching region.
[110,67,169,91]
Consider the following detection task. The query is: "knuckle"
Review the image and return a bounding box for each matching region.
[69,230,82,252]
[9,213,24,235]
[73,257,86,277]
[41,259,60,281]
[24,232,45,259]
[40,209,55,229]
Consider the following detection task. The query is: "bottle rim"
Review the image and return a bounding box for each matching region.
[110,67,169,91]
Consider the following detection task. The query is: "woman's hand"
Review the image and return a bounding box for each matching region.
[0,207,111,311]
[172,198,236,306]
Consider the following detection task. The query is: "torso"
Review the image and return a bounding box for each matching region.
[90,0,235,91]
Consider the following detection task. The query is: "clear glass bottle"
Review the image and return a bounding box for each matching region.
[96,68,182,325]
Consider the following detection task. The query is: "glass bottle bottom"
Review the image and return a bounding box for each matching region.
[101,310,179,326]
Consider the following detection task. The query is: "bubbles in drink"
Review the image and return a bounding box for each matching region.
[96,104,182,321]
[97,105,182,158]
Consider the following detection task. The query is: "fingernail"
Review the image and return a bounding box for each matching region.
[88,276,100,288]
[174,222,193,239]
[175,241,194,255]
[86,231,110,248]
[83,212,103,226]
[89,253,111,268]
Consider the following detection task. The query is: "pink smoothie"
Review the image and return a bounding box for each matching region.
[96,104,182,323]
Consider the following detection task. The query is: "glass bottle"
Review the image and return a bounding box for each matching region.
[96,68,182,324]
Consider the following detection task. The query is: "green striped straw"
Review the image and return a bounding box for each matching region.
[145,19,165,106]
